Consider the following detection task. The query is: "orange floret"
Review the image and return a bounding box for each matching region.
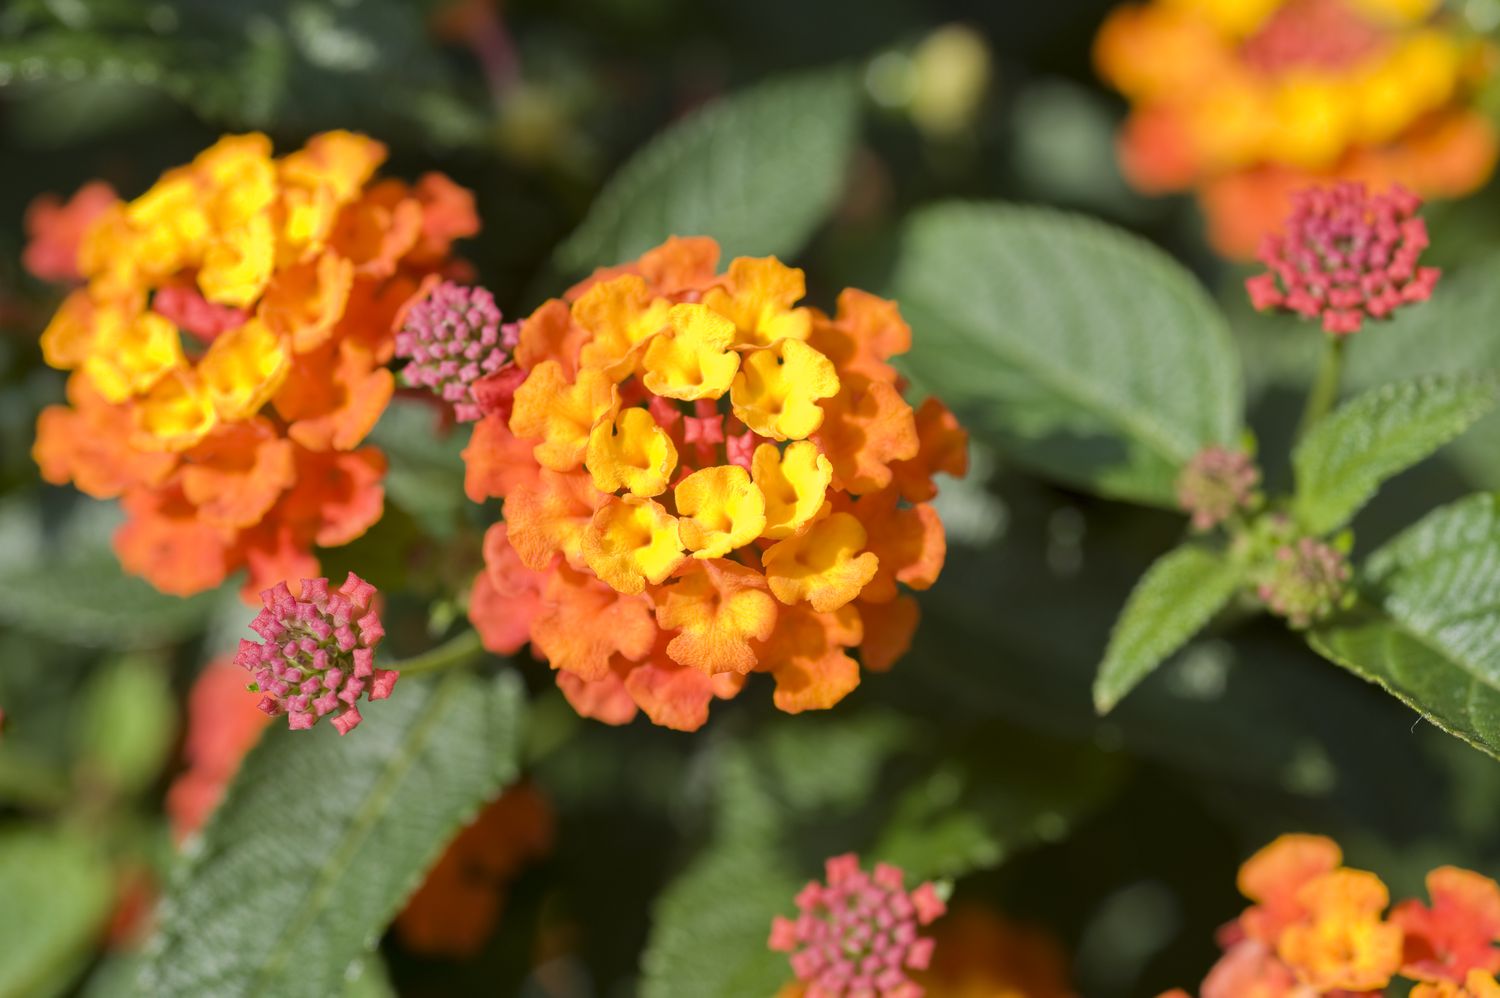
[461,236,966,729]
[1277,869,1403,991]
[1238,833,1344,945]
[653,559,778,675]
[1393,866,1500,983]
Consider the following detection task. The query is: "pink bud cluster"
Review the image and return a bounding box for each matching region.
[396,281,519,421]
[1245,183,1439,335]
[1176,445,1261,532]
[236,573,395,735]
[1257,537,1353,629]
[769,853,947,998]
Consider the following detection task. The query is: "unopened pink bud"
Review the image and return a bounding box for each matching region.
[233,574,393,734]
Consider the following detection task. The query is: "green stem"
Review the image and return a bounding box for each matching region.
[392,628,486,676]
[1298,335,1347,441]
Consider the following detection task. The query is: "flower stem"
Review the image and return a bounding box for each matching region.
[392,628,486,676]
[1298,335,1346,442]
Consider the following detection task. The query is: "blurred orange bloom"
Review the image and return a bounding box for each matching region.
[165,658,273,841]
[395,783,554,958]
[465,236,967,730]
[30,131,476,599]
[914,905,1075,998]
[1095,0,1498,256]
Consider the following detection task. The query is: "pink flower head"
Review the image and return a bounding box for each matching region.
[234,573,395,735]
[1176,445,1261,532]
[395,281,520,422]
[1245,182,1439,336]
[1256,536,1353,629]
[768,853,946,997]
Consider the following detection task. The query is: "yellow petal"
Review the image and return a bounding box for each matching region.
[701,256,812,347]
[81,311,184,403]
[641,303,740,401]
[581,496,685,595]
[730,339,840,441]
[197,317,290,420]
[133,369,218,451]
[510,361,618,472]
[763,511,879,612]
[198,211,276,308]
[674,465,766,559]
[586,406,678,498]
[573,275,671,377]
[752,440,832,539]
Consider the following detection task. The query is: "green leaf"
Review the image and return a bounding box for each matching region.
[554,67,860,274]
[1293,374,1500,535]
[367,398,467,539]
[0,551,219,650]
[0,827,113,998]
[74,657,176,797]
[1093,545,1245,713]
[1309,493,1500,760]
[640,848,801,998]
[139,670,525,998]
[892,203,1241,506]
[873,730,1124,881]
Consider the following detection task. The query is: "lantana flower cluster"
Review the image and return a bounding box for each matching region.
[464,237,967,731]
[1160,833,1500,997]
[769,853,947,998]
[1095,0,1497,256]
[30,131,478,599]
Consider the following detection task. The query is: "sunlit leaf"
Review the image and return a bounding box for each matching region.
[893,203,1241,506]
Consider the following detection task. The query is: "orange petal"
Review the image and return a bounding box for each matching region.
[275,446,387,548]
[515,298,589,378]
[891,396,970,503]
[756,602,864,713]
[807,288,912,384]
[115,483,236,597]
[238,520,322,605]
[179,418,295,530]
[849,490,947,603]
[469,525,548,655]
[408,171,480,266]
[565,235,721,302]
[508,361,617,472]
[33,376,178,498]
[652,560,778,675]
[274,340,394,452]
[329,180,423,277]
[531,564,658,681]
[814,373,919,495]
[23,181,119,284]
[858,595,919,673]
[258,251,354,353]
[556,663,639,726]
[504,468,609,571]
[463,412,543,503]
[622,654,717,731]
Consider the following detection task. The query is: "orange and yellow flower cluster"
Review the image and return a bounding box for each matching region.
[1161,833,1500,997]
[464,237,967,730]
[1095,0,1498,257]
[30,132,477,598]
